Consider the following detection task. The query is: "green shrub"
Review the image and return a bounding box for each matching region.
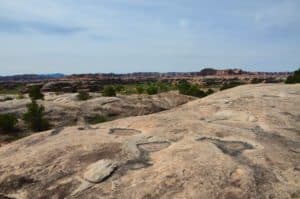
[220,82,243,90]
[86,114,107,124]
[285,68,300,84]
[1,96,13,102]
[206,88,214,96]
[103,86,116,97]
[156,82,171,92]
[146,85,158,95]
[77,91,91,101]
[29,85,44,100]
[177,80,206,97]
[17,93,25,99]
[23,100,50,132]
[177,80,191,95]
[189,85,206,97]
[251,78,263,84]
[114,85,125,92]
[0,113,18,133]
[136,85,145,94]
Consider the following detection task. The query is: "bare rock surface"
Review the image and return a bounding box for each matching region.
[0,84,299,199]
[83,159,117,183]
[0,91,195,129]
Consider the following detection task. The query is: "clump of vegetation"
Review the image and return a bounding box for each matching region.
[0,96,13,102]
[156,81,173,92]
[220,82,243,91]
[77,90,91,101]
[29,85,44,100]
[177,80,206,97]
[55,91,63,95]
[103,86,116,97]
[285,68,300,84]
[113,85,125,92]
[206,88,214,96]
[86,114,107,124]
[0,113,18,133]
[136,85,145,94]
[23,100,50,132]
[0,84,24,95]
[17,93,25,99]
[146,85,158,95]
[251,78,264,84]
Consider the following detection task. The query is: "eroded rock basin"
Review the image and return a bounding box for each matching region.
[197,137,254,156]
[109,128,141,136]
[137,142,171,152]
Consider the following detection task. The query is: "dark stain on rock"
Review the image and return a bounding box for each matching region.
[22,135,47,147]
[0,175,36,194]
[49,127,64,136]
[78,125,98,131]
[137,142,171,153]
[197,137,254,157]
[109,128,141,136]
[115,143,154,177]
[30,180,78,199]
[73,143,122,166]
[262,95,280,98]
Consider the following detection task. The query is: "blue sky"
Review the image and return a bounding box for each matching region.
[0,0,299,75]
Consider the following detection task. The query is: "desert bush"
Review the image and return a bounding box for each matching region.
[156,82,171,92]
[86,114,107,124]
[0,96,13,102]
[29,85,44,100]
[177,80,206,97]
[220,82,243,91]
[0,113,18,133]
[285,68,300,84]
[103,86,116,97]
[114,85,125,92]
[146,85,158,95]
[23,100,50,132]
[136,85,145,94]
[189,85,206,97]
[206,88,214,96]
[251,78,263,84]
[177,80,191,95]
[77,90,91,101]
[17,93,25,99]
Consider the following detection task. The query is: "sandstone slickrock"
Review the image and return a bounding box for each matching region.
[0,91,195,131]
[83,159,117,183]
[0,84,299,199]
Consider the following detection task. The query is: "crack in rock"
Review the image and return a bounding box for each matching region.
[109,128,141,136]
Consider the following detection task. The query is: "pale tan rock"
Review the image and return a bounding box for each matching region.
[0,84,299,199]
[83,159,117,183]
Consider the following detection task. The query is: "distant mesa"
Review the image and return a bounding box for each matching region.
[0,73,64,82]
[0,69,291,82]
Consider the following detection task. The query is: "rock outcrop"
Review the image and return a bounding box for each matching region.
[0,84,299,199]
[0,91,196,131]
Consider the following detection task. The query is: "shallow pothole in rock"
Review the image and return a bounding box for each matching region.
[109,128,141,136]
[137,142,171,152]
[197,137,254,156]
[123,159,153,171]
